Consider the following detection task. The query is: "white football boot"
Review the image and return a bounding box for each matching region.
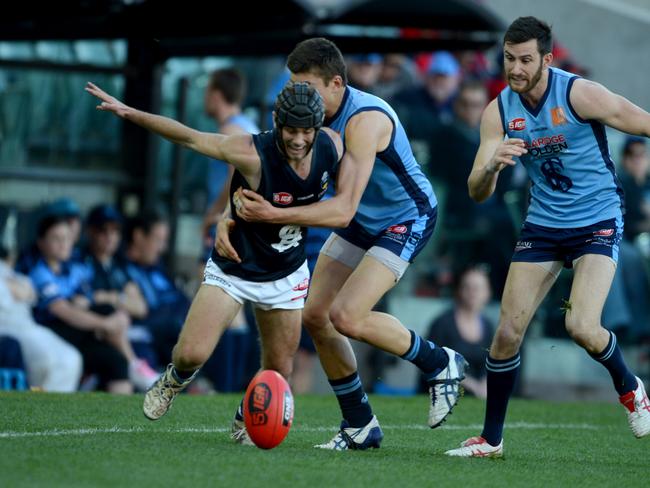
[143,363,197,420]
[427,347,468,428]
[445,436,504,458]
[315,415,383,450]
[620,376,650,438]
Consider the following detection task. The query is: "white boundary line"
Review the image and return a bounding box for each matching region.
[0,422,601,439]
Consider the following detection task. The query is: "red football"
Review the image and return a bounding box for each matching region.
[243,369,294,449]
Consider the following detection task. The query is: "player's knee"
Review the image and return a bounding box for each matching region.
[172,342,208,370]
[492,323,524,352]
[565,316,598,347]
[329,305,362,339]
[302,305,329,335]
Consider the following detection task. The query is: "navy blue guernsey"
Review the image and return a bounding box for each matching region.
[211,129,338,281]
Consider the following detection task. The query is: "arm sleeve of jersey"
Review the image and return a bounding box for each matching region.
[29,265,65,309]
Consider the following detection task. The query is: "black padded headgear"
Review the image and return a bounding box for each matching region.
[274,82,324,130]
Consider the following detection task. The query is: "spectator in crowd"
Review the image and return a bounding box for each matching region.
[15,197,83,275]
[123,210,190,366]
[82,204,158,370]
[428,81,515,296]
[425,265,493,398]
[618,137,650,241]
[346,54,383,93]
[601,137,650,342]
[0,245,82,391]
[391,51,462,168]
[201,68,259,264]
[373,54,419,101]
[0,335,28,390]
[29,214,154,393]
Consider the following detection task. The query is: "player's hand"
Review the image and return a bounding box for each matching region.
[85,82,132,118]
[215,217,241,263]
[486,138,527,173]
[235,188,277,223]
[101,310,131,335]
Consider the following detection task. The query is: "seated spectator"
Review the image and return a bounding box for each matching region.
[424,265,494,398]
[29,214,156,393]
[123,210,191,366]
[82,204,159,369]
[16,197,83,275]
[0,245,82,392]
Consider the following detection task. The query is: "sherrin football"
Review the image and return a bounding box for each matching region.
[243,369,294,449]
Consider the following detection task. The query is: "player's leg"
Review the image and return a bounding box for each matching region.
[446,261,558,457]
[230,307,303,446]
[303,236,383,450]
[143,284,241,420]
[568,254,650,437]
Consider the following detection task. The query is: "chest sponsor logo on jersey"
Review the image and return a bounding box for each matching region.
[524,134,568,157]
[273,192,293,205]
[551,107,567,126]
[508,118,526,131]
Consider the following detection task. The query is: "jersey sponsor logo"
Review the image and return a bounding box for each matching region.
[273,192,294,205]
[594,228,614,237]
[551,107,567,126]
[387,225,408,234]
[525,134,568,157]
[508,118,526,131]
[292,278,310,291]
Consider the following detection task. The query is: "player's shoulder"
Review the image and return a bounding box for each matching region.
[319,127,344,161]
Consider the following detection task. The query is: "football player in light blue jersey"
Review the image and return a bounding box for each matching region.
[446,16,650,459]
[229,38,467,450]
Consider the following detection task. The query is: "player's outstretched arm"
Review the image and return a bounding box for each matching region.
[235,112,387,228]
[570,79,650,137]
[467,99,527,203]
[85,82,261,180]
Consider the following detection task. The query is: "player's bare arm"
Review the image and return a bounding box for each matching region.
[214,202,241,263]
[85,82,262,185]
[235,111,389,227]
[468,99,527,202]
[570,79,650,137]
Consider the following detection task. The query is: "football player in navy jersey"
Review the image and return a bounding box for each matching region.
[85,81,343,439]
[228,38,467,450]
[445,17,650,458]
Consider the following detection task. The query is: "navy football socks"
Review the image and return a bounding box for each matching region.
[481,353,521,446]
[401,329,449,380]
[329,372,373,428]
[590,331,638,395]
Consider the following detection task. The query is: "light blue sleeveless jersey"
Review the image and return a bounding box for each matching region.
[326,86,437,234]
[498,67,624,228]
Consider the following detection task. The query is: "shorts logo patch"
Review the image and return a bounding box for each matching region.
[514,241,533,252]
[508,118,526,131]
[292,278,310,291]
[273,192,293,205]
[387,225,407,234]
[594,228,614,237]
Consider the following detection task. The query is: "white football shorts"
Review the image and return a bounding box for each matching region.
[202,258,310,310]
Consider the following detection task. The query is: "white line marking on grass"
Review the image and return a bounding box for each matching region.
[0,422,600,439]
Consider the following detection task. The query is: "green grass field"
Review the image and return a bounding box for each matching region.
[0,392,645,487]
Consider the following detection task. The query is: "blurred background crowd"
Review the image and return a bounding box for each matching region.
[1,0,649,400]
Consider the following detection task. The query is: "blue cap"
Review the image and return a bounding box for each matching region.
[86,204,122,228]
[427,51,460,76]
[349,53,382,64]
[46,198,81,218]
